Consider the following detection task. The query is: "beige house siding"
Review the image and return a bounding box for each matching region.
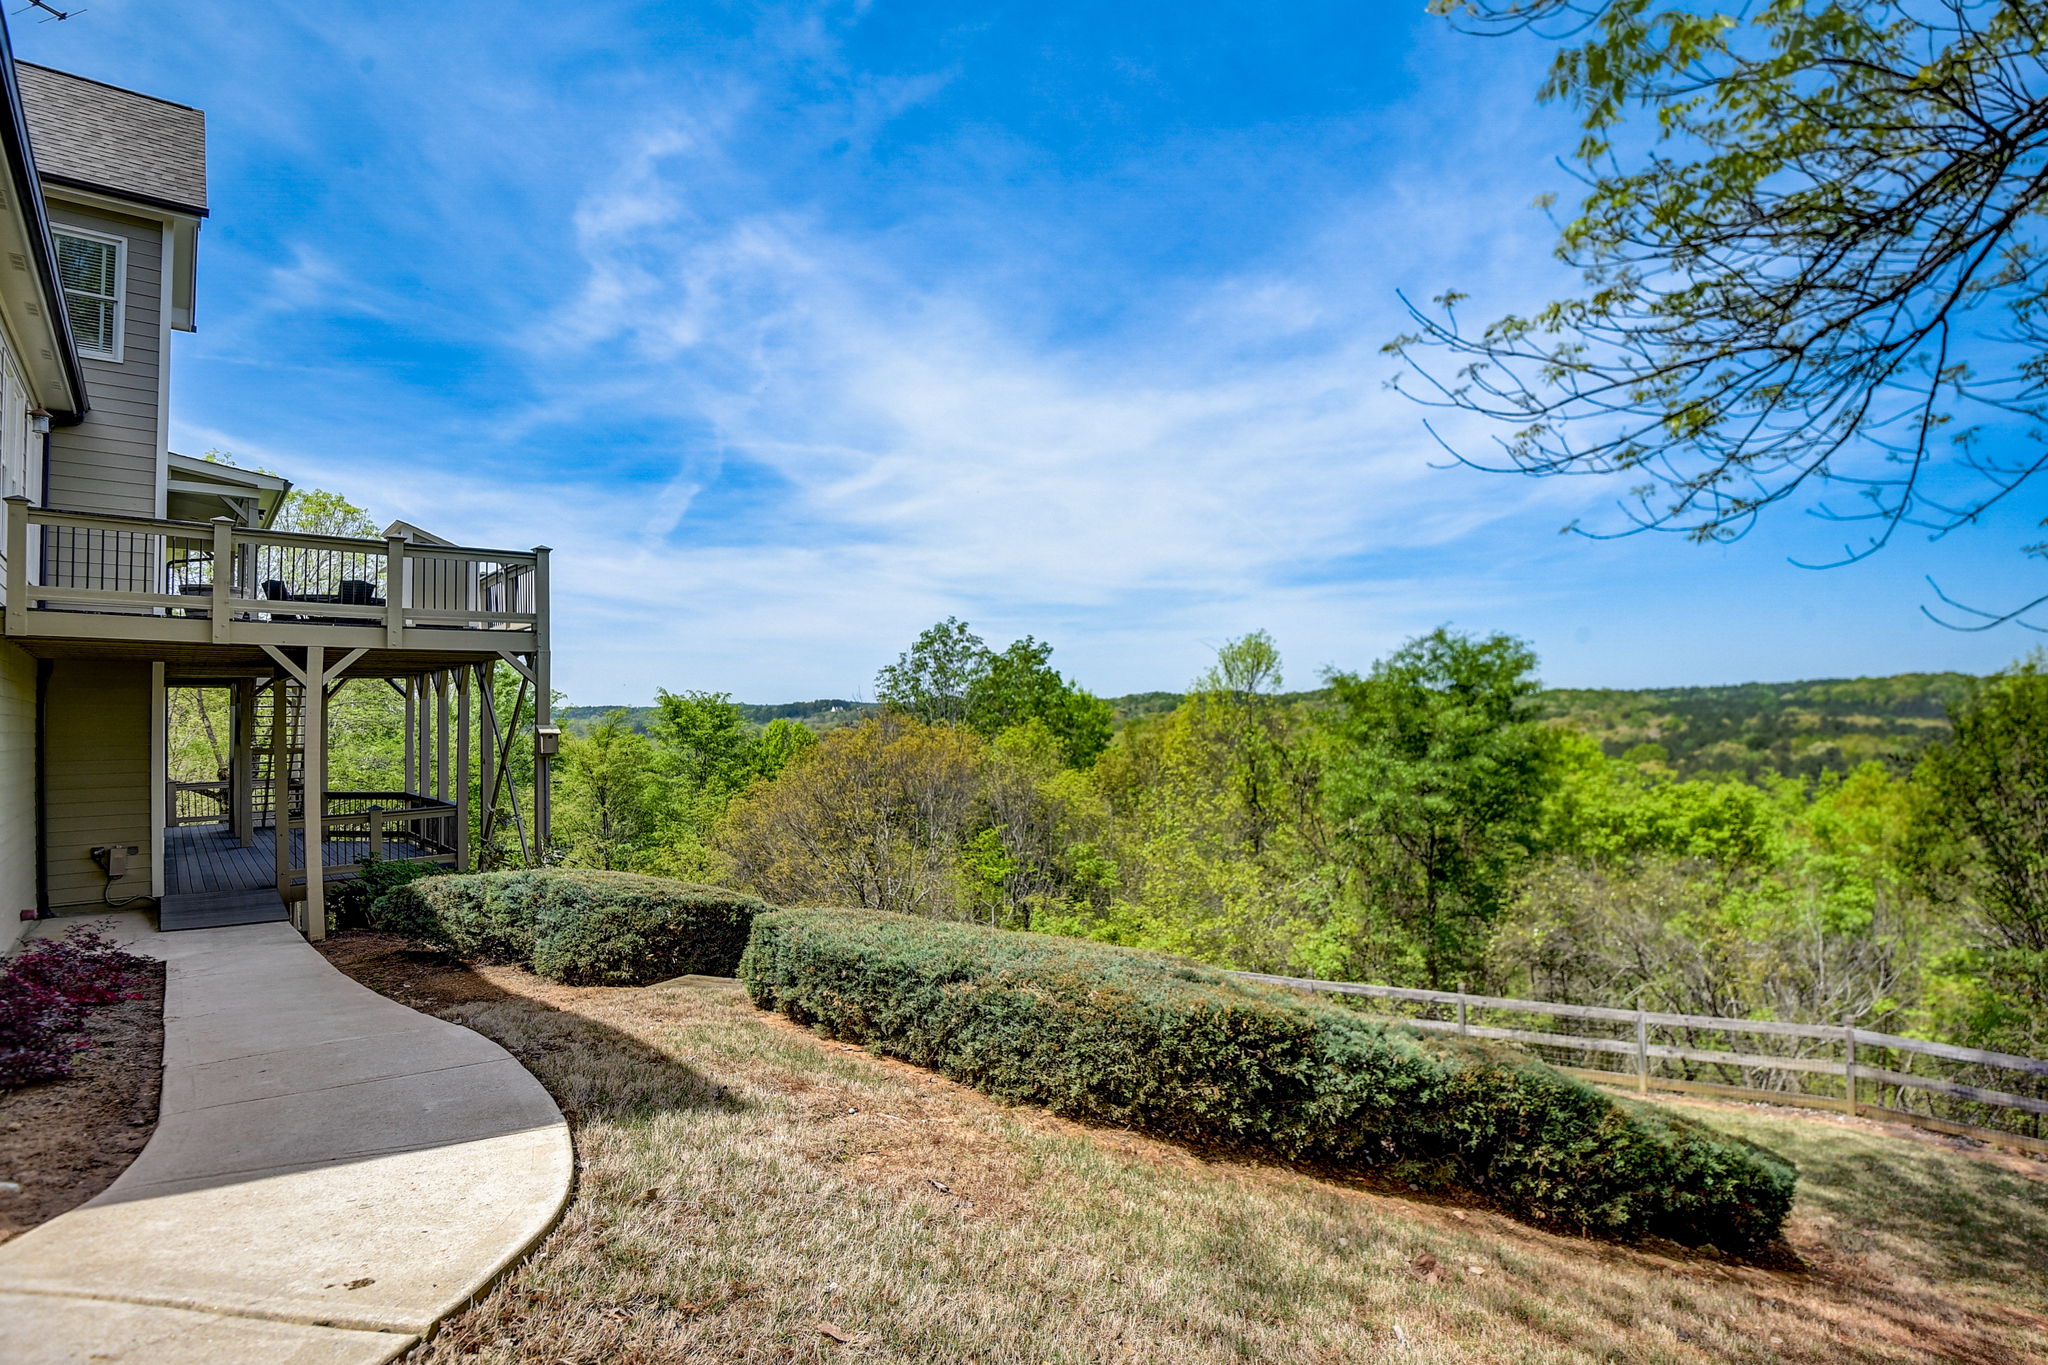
[0,639,34,951]
[43,203,164,518]
[43,658,152,910]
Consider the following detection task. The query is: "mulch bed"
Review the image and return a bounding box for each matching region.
[0,958,167,1241]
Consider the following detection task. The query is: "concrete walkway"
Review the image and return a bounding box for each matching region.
[0,914,573,1364]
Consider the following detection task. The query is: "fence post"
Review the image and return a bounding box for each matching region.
[1635,1010,1649,1094]
[1456,982,1467,1036]
[1843,1020,1859,1118]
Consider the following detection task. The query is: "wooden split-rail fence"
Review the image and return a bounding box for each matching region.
[1230,971,2048,1158]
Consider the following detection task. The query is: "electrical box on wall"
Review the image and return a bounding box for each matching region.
[91,845,137,878]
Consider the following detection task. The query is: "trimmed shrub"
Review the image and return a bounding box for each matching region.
[325,855,452,930]
[740,908,1797,1249]
[373,868,770,986]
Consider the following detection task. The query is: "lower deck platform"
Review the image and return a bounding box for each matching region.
[160,824,438,931]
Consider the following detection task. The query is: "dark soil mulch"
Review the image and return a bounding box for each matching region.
[0,958,167,1241]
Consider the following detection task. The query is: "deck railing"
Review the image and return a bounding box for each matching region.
[282,789,461,886]
[168,779,232,827]
[1232,971,2048,1157]
[2,499,544,647]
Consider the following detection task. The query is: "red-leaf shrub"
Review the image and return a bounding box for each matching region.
[0,927,153,1087]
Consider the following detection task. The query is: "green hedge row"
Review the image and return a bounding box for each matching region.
[373,868,769,986]
[739,907,1797,1248]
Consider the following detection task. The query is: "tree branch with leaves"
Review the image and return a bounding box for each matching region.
[1391,0,2048,624]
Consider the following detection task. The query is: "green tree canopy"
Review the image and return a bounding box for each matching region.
[876,618,1112,766]
[1322,628,1557,987]
[555,711,658,871]
[1396,1,2048,623]
[1914,659,2048,1050]
[875,618,987,725]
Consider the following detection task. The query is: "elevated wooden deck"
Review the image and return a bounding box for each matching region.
[3,497,546,659]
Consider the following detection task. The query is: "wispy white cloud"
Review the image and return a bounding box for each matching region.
[468,98,1597,697]
[124,0,2028,701]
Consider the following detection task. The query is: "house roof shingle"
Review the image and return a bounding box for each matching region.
[14,61,205,216]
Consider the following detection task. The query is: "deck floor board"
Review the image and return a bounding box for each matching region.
[165,825,437,896]
[161,825,439,932]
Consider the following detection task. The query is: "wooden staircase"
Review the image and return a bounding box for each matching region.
[250,678,304,829]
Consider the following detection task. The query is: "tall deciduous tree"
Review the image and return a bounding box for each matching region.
[1395,2,2048,623]
[1322,629,1556,987]
[965,637,1114,768]
[877,618,1112,766]
[1914,659,2048,1049]
[875,618,987,725]
[556,711,657,871]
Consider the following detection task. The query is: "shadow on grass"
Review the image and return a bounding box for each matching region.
[316,932,747,1127]
[331,931,1825,1270]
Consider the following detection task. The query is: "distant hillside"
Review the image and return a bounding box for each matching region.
[1532,673,1973,779]
[559,699,873,735]
[564,672,1974,780]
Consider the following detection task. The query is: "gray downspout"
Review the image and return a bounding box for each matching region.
[33,656,50,917]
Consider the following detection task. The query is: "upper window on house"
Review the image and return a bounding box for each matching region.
[54,230,123,361]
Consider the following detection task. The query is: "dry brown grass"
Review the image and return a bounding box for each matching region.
[319,933,2048,1365]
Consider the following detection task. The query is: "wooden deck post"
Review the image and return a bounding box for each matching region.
[271,675,291,901]
[232,679,254,847]
[208,516,235,644]
[436,670,451,804]
[477,663,496,865]
[384,530,407,649]
[415,676,431,797]
[302,645,327,941]
[532,546,552,849]
[401,678,413,795]
[4,495,29,635]
[456,667,472,871]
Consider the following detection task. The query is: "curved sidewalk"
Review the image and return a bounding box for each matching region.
[0,916,573,1364]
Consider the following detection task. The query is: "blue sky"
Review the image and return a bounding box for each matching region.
[17,1,2010,703]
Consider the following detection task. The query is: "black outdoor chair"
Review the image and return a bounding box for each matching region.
[335,578,386,626]
[263,579,310,622]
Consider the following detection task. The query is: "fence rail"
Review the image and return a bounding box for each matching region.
[1230,970,2048,1157]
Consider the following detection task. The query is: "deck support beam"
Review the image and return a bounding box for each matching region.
[270,676,290,904]
[455,668,472,871]
[476,663,495,868]
[231,679,255,847]
[403,679,416,796]
[304,647,325,938]
[260,645,364,941]
[436,670,451,805]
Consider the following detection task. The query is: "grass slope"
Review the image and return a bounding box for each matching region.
[321,933,2048,1365]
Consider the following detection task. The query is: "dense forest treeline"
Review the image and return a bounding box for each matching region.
[561,669,1970,781]
[546,625,2041,1061]
[168,577,2031,1060]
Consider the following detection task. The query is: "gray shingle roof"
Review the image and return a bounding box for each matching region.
[14,61,205,215]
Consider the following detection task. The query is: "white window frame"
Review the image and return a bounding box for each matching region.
[53,226,125,363]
